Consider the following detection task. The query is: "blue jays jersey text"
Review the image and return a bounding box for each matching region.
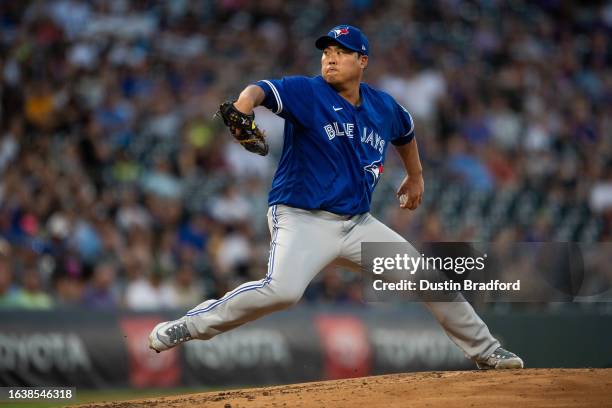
[256,76,415,215]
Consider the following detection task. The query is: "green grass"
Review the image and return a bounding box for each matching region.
[0,387,215,408]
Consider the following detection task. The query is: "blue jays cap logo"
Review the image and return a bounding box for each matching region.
[332,27,350,38]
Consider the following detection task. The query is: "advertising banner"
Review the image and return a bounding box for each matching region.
[1,306,610,388]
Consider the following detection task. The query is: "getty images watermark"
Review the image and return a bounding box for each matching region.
[371,251,520,292]
[361,242,612,303]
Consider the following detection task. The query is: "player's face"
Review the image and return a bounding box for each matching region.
[321,45,368,85]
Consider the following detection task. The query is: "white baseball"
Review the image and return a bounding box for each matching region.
[399,194,408,206]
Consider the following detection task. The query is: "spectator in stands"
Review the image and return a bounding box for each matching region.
[12,266,54,310]
[0,240,18,308]
[81,261,119,309]
[124,267,174,311]
[163,263,206,309]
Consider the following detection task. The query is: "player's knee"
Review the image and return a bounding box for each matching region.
[269,286,303,309]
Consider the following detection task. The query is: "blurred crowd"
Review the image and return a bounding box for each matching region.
[0,0,610,310]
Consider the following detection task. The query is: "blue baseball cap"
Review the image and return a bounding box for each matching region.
[315,25,369,56]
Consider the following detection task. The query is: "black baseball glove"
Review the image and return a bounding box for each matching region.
[216,101,269,156]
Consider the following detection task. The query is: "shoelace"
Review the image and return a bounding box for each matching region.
[165,323,192,344]
[490,348,516,360]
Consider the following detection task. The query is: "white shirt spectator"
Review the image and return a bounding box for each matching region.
[590,181,612,213]
[116,203,152,231]
[209,188,251,224]
[524,120,551,152]
[125,277,175,310]
[216,233,251,275]
[224,142,272,180]
[379,70,446,120]
[0,133,18,174]
[488,102,522,150]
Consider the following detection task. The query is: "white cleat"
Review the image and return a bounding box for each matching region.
[148,318,193,353]
[475,347,524,369]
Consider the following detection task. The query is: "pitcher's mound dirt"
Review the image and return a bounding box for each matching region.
[74,368,612,408]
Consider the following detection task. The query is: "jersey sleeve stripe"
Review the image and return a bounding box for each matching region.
[261,80,283,114]
[404,110,414,137]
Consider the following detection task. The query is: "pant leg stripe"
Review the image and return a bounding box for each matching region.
[265,204,278,282]
[185,281,268,316]
[186,205,280,317]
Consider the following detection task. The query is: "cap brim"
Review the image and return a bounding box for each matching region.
[315,35,337,50]
[315,36,360,53]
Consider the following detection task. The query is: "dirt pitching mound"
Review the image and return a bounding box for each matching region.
[74,368,612,408]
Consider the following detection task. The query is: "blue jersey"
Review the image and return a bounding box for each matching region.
[255,75,415,216]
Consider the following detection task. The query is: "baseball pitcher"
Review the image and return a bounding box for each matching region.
[149,25,523,370]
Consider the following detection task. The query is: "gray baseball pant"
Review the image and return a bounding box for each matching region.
[183,204,500,360]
